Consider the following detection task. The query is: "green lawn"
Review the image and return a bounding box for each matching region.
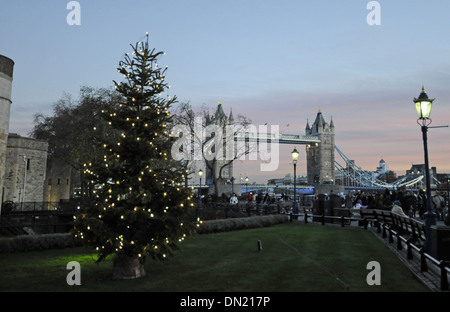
[0,223,429,292]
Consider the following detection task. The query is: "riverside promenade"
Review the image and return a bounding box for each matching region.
[292,203,450,292]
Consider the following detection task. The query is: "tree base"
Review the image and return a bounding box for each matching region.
[112,255,146,280]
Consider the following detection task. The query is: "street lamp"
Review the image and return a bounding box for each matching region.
[198,169,203,208]
[415,86,433,120]
[413,86,447,252]
[245,176,249,193]
[291,147,299,220]
[444,175,450,219]
[230,176,235,196]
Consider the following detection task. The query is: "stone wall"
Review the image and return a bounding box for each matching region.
[43,157,73,203]
[0,55,14,210]
[3,134,48,203]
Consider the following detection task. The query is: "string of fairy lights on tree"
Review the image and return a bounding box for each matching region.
[73,33,201,263]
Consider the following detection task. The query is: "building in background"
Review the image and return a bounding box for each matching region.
[406,164,437,190]
[305,110,335,185]
[0,55,51,212]
[204,102,234,185]
[0,55,14,211]
[3,133,48,204]
[375,159,388,176]
[43,157,74,203]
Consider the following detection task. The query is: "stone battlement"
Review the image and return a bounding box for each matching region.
[7,133,49,152]
[0,55,14,79]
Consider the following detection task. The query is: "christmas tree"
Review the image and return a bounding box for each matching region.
[74,34,200,279]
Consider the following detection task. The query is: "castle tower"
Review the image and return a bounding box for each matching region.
[205,101,234,184]
[0,55,14,209]
[305,110,335,185]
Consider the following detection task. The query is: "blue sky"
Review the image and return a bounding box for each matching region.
[2,0,450,183]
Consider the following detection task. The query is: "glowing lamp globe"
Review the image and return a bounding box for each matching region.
[414,86,434,120]
[291,147,299,162]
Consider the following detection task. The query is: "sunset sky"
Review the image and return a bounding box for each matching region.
[2,0,450,184]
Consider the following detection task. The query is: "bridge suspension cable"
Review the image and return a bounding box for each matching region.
[334,146,424,190]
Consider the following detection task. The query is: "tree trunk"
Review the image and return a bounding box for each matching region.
[112,255,146,280]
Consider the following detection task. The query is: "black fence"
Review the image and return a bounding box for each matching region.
[1,201,81,213]
[0,210,75,236]
[0,200,292,236]
[195,201,292,221]
[0,201,81,237]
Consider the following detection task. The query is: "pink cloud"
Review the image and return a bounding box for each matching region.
[224,88,450,184]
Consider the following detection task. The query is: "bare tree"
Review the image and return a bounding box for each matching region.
[171,102,253,198]
[31,86,122,200]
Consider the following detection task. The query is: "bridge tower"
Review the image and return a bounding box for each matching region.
[305,109,335,185]
[0,55,14,210]
[205,101,234,185]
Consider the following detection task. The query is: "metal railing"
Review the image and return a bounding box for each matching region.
[2,201,81,213]
[290,208,449,291]
[0,201,80,236]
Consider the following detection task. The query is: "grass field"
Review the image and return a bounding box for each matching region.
[0,223,429,292]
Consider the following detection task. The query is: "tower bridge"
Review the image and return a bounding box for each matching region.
[205,102,422,194]
[206,103,336,192]
[234,131,321,145]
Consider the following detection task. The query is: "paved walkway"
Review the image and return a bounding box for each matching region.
[296,207,450,292]
[363,212,449,292]
[368,226,447,292]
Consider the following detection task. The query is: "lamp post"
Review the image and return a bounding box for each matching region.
[22,155,27,208]
[414,86,448,252]
[447,174,450,213]
[198,169,203,208]
[291,147,299,220]
[245,176,249,194]
[231,176,235,196]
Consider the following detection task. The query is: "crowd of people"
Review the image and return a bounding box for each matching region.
[344,188,448,222]
[229,191,288,206]
[202,186,449,224]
